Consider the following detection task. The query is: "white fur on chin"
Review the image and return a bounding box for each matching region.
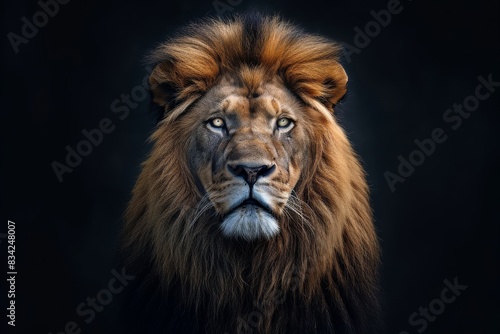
[220,205,279,240]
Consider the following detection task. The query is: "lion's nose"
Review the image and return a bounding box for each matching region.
[228,164,276,185]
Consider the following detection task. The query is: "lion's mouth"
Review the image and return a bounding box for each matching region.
[227,198,272,216]
[220,197,279,240]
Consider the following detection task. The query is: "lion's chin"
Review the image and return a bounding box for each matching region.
[220,205,279,241]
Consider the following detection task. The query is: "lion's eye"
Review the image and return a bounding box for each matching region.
[208,117,225,128]
[277,117,294,130]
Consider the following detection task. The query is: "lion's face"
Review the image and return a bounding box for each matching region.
[185,76,308,240]
[124,15,380,334]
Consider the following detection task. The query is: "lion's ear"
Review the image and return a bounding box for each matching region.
[149,61,178,111]
[323,64,348,108]
[286,60,348,112]
[148,56,218,120]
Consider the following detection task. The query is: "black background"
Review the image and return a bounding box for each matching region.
[2,0,499,333]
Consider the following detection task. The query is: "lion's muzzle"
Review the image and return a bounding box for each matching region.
[221,160,281,240]
[227,164,276,186]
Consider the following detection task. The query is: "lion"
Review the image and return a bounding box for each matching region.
[121,13,380,334]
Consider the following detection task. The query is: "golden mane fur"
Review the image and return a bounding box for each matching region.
[122,13,380,334]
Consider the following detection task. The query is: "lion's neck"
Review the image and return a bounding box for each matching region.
[147,209,335,331]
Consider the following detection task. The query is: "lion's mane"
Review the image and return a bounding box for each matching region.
[122,13,380,334]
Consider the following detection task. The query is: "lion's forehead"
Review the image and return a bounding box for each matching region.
[222,94,277,119]
[206,81,301,123]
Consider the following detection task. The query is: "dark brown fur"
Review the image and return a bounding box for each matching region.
[122,13,380,334]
